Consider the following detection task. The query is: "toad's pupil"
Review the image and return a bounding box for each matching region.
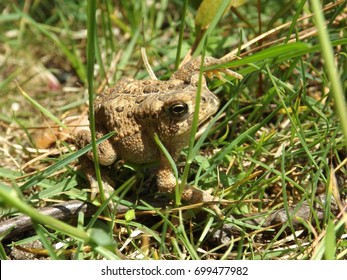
[170,103,188,116]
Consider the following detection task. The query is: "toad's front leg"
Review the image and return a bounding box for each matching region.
[157,156,215,204]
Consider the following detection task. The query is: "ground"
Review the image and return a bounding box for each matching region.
[0,1,346,260]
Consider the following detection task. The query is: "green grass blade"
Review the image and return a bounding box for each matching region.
[20,132,114,191]
[310,0,347,152]
[0,182,91,243]
[17,82,67,129]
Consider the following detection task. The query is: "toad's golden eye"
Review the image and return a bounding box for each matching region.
[168,102,189,118]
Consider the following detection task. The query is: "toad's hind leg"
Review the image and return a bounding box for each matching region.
[75,127,118,200]
[75,128,118,166]
[171,56,243,82]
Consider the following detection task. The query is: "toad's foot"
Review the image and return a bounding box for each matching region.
[181,186,215,204]
[157,158,223,214]
[181,186,225,218]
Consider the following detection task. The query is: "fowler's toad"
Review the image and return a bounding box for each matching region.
[76,56,239,203]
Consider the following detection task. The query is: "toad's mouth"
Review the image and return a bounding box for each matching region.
[195,115,217,138]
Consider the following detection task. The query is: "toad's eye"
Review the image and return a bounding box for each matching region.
[168,102,189,118]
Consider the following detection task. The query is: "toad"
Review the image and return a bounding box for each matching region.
[76,56,241,204]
